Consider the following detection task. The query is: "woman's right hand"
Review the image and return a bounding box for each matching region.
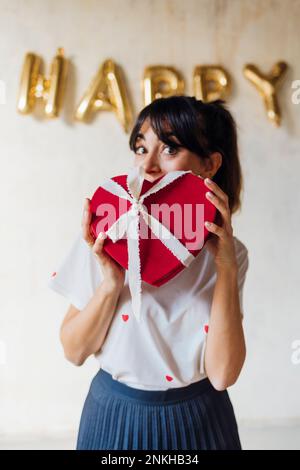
[81,198,125,289]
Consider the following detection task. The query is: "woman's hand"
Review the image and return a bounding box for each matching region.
[81,198,125,289]
[203,178,238,274]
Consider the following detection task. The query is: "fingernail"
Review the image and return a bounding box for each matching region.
[206,191,213,198]
[205,221,211,227]
[205,178,212,184]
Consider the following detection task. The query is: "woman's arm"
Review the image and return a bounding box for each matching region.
[204,265,246,391]
[60,197,126,366]
[60,280,123,366]
[201,177,247,391]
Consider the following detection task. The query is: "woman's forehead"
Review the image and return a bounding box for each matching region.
[138,118,177,141]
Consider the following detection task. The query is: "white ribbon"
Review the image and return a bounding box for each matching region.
[98,166,196,322]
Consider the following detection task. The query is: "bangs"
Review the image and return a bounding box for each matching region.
[129,95,209,155]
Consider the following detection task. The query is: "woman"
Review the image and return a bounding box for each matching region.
[48,96,249,450]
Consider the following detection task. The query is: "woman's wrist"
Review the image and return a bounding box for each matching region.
[216,263,238,280]
[101,278,124,295]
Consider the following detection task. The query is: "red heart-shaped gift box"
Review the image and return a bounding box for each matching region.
[89,171,217,287]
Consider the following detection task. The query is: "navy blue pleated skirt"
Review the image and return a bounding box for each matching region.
[76,368,242,450]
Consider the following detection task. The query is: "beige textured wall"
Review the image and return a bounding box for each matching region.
[0,0,299,436]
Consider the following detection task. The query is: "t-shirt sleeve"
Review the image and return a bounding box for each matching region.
[47,231,103,310]
[235,241,249,319]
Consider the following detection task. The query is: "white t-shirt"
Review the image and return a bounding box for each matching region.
[48,231,249,390]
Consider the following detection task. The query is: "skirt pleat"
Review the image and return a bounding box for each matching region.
[76,368,242,450]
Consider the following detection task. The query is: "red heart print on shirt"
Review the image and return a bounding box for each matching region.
[51,272,57,277]
[204,324,209,333]
[165,375,173,382]
[122,314,129,322]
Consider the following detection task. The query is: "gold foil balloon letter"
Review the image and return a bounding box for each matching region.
[17,48,68,118]
[243,62,288,126]
[142,66,185,106]
[75,58,133,133]
[193,66,231,102]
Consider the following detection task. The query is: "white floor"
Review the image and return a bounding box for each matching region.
[0,425,300,450]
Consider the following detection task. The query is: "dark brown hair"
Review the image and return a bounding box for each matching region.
[129,95,243,214]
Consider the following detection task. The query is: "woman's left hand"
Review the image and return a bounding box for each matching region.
[203,178,238,273]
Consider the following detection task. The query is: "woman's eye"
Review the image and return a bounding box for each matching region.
[135,146,145,155]
[163,146,178,156]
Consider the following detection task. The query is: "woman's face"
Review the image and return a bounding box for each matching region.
[132,118,221,183]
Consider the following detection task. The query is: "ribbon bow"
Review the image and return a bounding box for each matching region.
[98,166,196,322]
